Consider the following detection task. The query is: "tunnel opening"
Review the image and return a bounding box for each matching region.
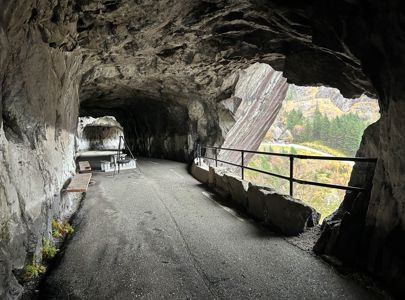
[75,115,138,172]
[77,116,124,152]
[244,84,380,222]
[192,63,381,224]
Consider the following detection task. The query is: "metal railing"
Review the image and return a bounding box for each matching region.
[115,136,136,174]
[196,144,377,197]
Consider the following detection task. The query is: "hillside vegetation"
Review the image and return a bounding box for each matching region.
[248,85,379,221]
[246,145,351,222]
[286,108,368,155]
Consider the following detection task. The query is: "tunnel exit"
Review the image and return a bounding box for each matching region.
[76,116,136,172]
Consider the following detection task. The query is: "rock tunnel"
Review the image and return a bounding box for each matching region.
[1,0,405,298]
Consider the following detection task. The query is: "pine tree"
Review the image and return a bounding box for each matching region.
[312,105,323,140]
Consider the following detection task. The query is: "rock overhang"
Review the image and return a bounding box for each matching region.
[75,0,379,110]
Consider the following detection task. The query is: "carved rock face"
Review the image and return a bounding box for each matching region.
[1,0,405,298]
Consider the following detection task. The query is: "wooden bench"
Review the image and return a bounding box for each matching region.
[66,173,92,193]
[78,161,92,173]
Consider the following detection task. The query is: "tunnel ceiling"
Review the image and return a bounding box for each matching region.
[72,0,388,111]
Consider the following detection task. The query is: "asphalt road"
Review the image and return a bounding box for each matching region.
[40,158,378,300]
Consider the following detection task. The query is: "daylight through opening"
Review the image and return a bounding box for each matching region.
[245,84,380,222]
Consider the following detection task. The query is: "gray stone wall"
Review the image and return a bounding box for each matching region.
[191,163,320,236]
[0,0,82,297]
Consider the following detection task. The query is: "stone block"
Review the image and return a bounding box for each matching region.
[208,166,216,187]
[213,170,230,197]
[247,183,268,221]
[258,189,320,235]
[191,163,210,184]
[224,174,248,209]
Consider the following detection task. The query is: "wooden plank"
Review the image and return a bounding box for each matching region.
[66,173,92,193]
[78,161,92,173]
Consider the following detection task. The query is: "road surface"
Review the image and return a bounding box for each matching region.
[40,158,377,299]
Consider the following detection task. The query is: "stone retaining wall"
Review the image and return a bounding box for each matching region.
[191,163,320,236]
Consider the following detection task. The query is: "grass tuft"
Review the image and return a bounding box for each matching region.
[42,238,59,259]
[52,219,74,238]
[23,256,46,280]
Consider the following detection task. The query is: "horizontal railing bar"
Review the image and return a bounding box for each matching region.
[293,178,365,191]
[295,155,375,162]
[244,166,291,181]
[204,157,291,180]
[204,157,241,169]
[201,145,377,163]
[200,154,367,192]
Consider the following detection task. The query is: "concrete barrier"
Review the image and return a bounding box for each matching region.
[191,162,320,236]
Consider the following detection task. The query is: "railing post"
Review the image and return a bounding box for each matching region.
[289,156,294,196]
[241,150,245,180]
[215,147,218,167]
[198,144,202,166]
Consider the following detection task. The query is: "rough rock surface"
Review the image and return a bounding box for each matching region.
[0,0,82,297]
[217,63,288,166]
[77,116,124,151]
[76,0,375,160]
[1,0,405,298]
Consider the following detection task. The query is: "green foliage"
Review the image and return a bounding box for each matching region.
[286,109,304,130]
[42,238,59,259]
[52,219,74,238]
[246,144,353,222]
[64,223,74,234]
[23,256,46,280]
[286,108,369,156]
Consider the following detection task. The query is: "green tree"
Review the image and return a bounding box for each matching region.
[311,105,323,140]
[320,115,330,141]
[286,109,304,130]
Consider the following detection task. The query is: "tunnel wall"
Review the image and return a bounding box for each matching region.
[1,0,405,298]
[115,101,191,162]
[307,2,405,296]
[0,1,81,297]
